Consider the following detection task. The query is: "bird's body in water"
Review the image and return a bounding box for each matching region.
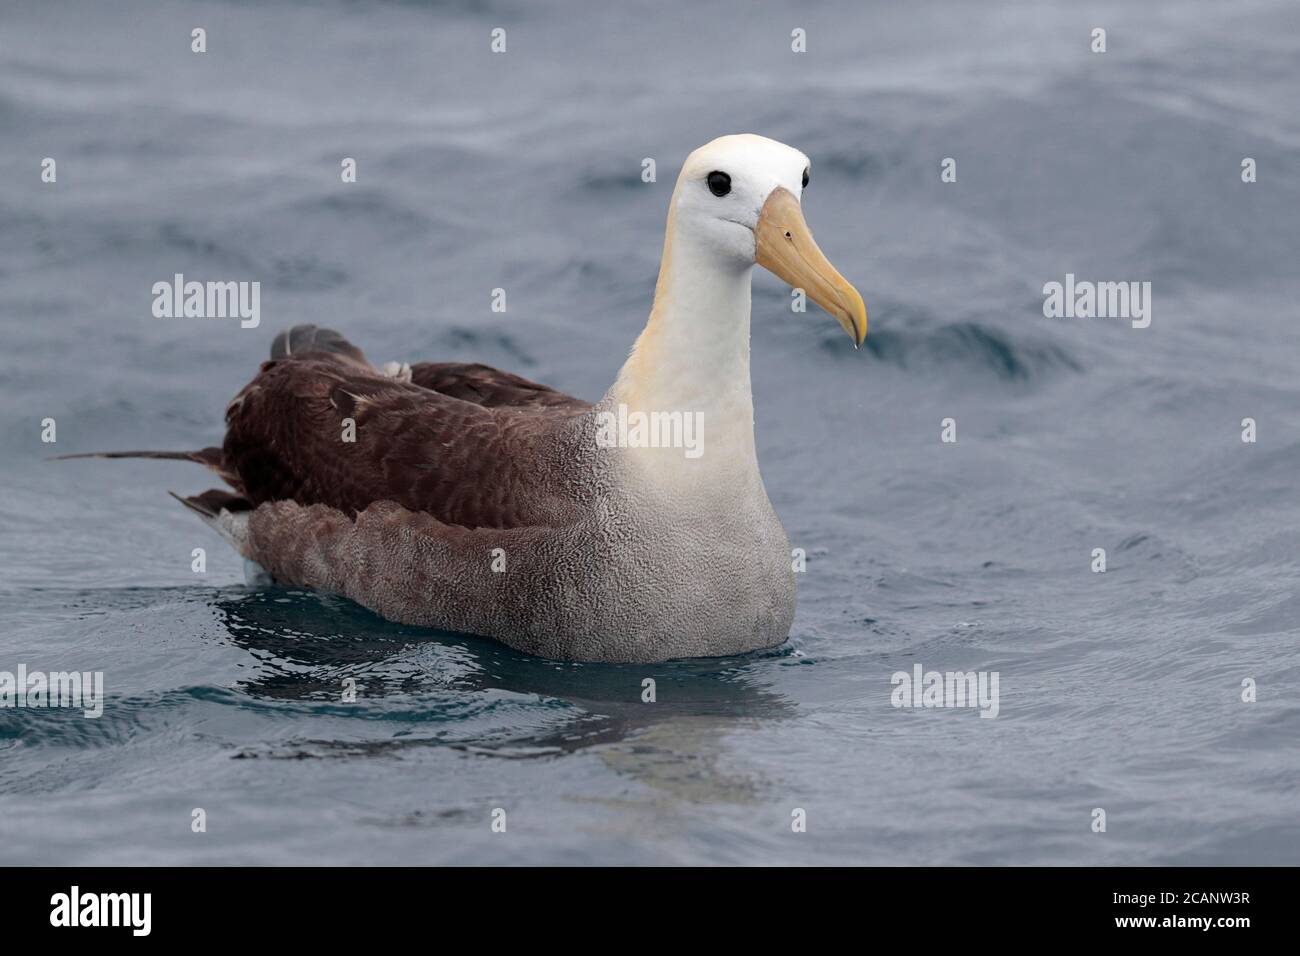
[63,134,867,663]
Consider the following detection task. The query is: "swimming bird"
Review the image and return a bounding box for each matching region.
[67,134,867,663]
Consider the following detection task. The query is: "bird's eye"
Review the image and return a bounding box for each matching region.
[706,171,731,197]
[802,168,810,189]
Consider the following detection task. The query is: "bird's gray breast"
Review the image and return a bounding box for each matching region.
[554,447,796,662]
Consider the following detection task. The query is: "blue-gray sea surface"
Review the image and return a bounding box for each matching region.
[2,0,1298,865]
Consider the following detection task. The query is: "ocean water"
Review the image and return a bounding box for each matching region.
[2,0,1298,865]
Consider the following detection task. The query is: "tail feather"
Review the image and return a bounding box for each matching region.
[167,488,252,517]
[51,448,221,465]
[52,445,233,480]
[168,490,253,557]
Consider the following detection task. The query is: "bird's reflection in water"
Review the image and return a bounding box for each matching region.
[209,587,796,806]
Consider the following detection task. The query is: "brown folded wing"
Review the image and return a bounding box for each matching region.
[220,350,589,529]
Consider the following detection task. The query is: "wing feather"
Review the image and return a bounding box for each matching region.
[222,357,583,529]
[408,362,589,411]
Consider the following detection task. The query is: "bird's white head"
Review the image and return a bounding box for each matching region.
[607,135,866,477]
[669,133,867,346]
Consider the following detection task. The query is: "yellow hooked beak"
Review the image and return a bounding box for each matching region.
[754,186,867,348]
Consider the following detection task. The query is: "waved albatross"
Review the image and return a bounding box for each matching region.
[67,134,867,663]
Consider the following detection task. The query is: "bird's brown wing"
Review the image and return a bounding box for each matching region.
[222,355,582,529]
[408,362,590,411]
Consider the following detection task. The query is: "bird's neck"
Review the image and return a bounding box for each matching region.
[605,215,759,472]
